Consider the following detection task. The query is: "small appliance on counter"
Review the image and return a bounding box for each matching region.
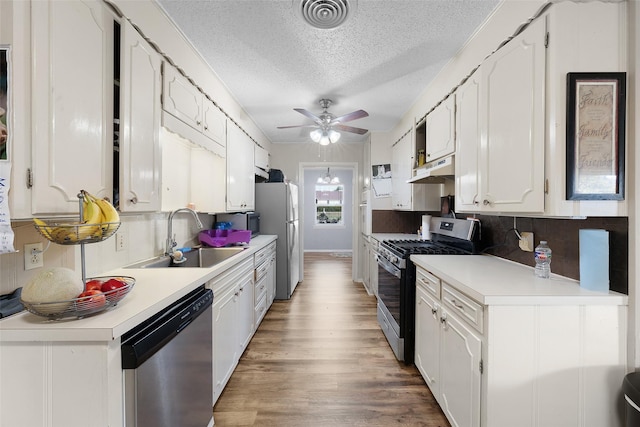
[216,212,260,237]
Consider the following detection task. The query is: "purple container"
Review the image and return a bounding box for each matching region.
[198,229,252,247]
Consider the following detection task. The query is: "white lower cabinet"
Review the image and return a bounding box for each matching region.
[254,242,276,328]
[369,237,379,297]
[415,268,481,427]
[415,264,627,427]
[209,256,255,404]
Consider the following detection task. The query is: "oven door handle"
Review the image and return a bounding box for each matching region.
[376,254,401,279]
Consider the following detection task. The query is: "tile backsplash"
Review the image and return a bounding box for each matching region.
[371,210,628,294]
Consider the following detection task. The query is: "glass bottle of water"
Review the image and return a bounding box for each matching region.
[534,241,552,278]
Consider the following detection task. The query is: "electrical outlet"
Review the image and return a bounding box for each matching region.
[115,232,126,252]
[24,243,44,270]
[519,232,534,252]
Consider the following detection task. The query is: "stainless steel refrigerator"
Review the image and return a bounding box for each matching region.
[255,182,300,299]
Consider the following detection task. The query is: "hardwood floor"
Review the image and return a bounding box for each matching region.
[213,252,450,426]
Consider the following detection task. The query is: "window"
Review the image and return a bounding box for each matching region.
[315,184,344,225]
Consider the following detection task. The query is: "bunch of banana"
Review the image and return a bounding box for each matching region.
[32,191,120,243]
[83,190,120,235]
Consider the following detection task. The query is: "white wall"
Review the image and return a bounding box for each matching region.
[302,167,353,251]
[628,0,639,370]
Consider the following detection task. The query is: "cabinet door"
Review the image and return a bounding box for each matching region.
[440,310,482,427]
[455,73,481,212]
[161,129,193,211]
[202,97,226,153]
[426,96,455,162]
[391,132,412,209]
[31,0,113,214]
[190,146,226,213]
[361,238,370,291]
[237,272,255,352]
[162,63,202,130]
[415,285,441,400]
[213,285,238,403]
[255,144,269,171]
[226,124,255,211]
[267,252,276,307]
[119,20,162,212]
[479,17,546,213]
[369,248,378,297]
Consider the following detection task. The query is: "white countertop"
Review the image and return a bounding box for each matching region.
[410,254,627,306]
[0,235,277,342]
[370,232,421,242]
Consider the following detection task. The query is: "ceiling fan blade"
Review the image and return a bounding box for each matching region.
[277,124,318,129]
[331,109,369,124]
[334,124,369,135]
[294,108,322,123]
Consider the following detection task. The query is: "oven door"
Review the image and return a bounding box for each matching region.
[376,255,402,334]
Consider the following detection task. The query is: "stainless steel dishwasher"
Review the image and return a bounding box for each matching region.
[121,286,213,427]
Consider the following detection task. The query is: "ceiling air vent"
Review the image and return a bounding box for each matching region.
[296,0,356,29]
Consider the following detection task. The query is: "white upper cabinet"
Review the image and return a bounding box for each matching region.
[543,1,627,217]
[455,72,481,212]
[31,0,113,214]
[226,123,255,212]
[118,20,162,213]
[392,129,442,211]
[162,62,226,157]
[425,96,456,163]
[456,17,546,214]
[254,144,269,171]
[391,130,413,210]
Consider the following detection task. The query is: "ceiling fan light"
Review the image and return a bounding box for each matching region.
[329,130,341,143]
[310,128,322,142]
[319,133,331,145]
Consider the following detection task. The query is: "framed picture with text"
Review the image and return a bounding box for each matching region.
[566,72,626,200]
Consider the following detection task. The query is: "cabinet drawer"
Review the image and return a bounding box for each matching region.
[254,275,268,304]
[442,283,484,333]
[416,268,440,299]
[254,293,267,326]
[254,243,274,266]
[255,258,270,281]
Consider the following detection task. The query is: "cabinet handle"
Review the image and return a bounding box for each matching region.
[431,307,438,315]
[450,299,464,310]
[197,121,202,126]
[129,197,138,204]
[483,199,490,206]
[204,126,208,130]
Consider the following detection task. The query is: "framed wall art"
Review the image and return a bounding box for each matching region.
[0,46,8,161]
[566,72,626,200]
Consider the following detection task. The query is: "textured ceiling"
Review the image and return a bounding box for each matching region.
[156,0,500,144]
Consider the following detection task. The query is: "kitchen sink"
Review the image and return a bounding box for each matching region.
[126,246,247,269]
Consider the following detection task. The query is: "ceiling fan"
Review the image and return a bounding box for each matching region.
[277,98,369,145]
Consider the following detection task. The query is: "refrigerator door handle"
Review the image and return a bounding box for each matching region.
[289,222,296,260]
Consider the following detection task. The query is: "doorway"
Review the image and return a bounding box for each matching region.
[299,162,359,281]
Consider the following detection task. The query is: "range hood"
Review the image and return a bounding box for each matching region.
[407,155,455,184]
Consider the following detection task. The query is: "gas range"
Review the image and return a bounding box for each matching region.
[375,217,481,364]
[378,217,480,269]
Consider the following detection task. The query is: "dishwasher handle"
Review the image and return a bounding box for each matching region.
[121,287,213,369]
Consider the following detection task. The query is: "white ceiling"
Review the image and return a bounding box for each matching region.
[155,0,500,144]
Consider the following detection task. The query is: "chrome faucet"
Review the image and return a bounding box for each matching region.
[166,208,204,256]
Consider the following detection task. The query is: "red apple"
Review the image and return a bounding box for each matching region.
[84,279,103,292]
[76,290,106,310]
[100,278,128,298]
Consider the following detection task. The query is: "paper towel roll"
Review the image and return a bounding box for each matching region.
[579,229,609,292]
[421,215,432,240]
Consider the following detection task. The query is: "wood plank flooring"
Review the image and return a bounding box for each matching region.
[213,252,450,426]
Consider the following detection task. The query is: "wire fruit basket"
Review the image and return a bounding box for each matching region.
[34,219,121,245]
[21,276,135,320]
